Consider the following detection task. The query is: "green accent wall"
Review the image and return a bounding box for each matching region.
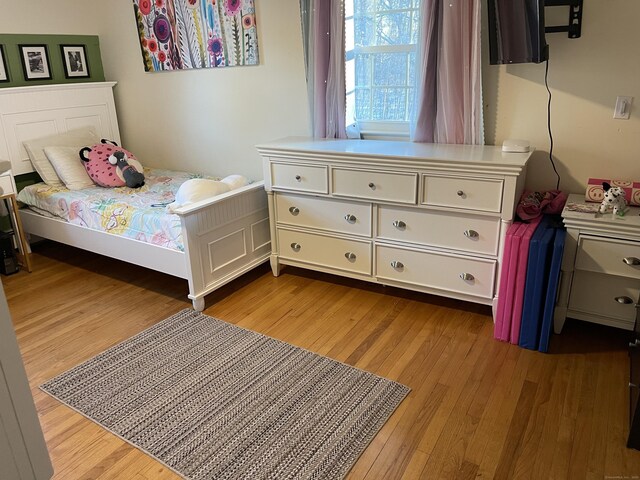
[0,34,104,88]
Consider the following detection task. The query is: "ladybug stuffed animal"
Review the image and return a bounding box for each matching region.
[79,139,144,188]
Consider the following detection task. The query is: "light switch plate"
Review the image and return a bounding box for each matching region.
[614,96,633,119]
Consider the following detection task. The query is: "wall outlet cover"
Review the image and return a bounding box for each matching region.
[502,139,531,153]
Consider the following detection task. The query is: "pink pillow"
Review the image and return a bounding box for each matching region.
[586,178,640,206]
[79,141,142,188]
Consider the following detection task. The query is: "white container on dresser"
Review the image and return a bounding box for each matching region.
[257,138,531,313]
[555,193,640,332]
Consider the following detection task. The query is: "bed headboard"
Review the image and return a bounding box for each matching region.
[0,82,121,175]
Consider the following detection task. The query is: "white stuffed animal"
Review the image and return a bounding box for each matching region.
[166,175,248,213]
[598,182,628,216]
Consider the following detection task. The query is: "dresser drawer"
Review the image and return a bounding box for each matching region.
[575,235,640,279]
[271,162,328,194]
[277,228,372,275]
[569,271,640,324]
[331,168,418,204]
[275,193,372,236]
[422,175,503,213]
[0,174,15,195]
[375,245,496,299]
[377,206,500,255]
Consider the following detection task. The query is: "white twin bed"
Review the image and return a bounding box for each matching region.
[0,82,270,311]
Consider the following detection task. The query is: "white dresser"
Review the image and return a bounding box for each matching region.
[555,193,640,332]
[257,138,530,312]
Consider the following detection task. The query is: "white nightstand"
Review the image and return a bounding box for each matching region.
[0,169,32,273]
[555,193,640,332]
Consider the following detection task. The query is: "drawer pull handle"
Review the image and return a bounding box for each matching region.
[615,296,634,304]
[391,261,404,270]
[392,220,406,229]
[344,214,357,224]
[630,340,640,348]
[368,182,376,189]
[295,175,302,182]
[290,243,301,252]
[631,382,639,389]
[345,252,356,261]
[464,229,479,239]
[460,273,474,281]
[623,257,640,266]
[289,206,300,215]
[457,190,465,197]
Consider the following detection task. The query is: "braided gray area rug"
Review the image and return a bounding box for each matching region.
[41,309,410,480]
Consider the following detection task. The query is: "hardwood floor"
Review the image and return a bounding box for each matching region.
[4,241,640,479]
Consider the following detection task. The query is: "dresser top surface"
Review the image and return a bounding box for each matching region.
[256,137,532,168]
[563,193,640,233]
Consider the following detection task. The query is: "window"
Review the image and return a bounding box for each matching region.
[345,0,421,136]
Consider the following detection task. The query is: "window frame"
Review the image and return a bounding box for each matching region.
[346,0,420,138]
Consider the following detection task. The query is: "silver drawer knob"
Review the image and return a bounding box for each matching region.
[392,220,406,229]
[460,273,474,281]
[390,260,404,270]
[615,296,634,304]
[368,182,375,189]
[295,175,302,182]
[345,252,356,261]
[457,190,465,197]
[623,257,640,266]
[630,339,640,348]
[344,214,357,224]
[290,242,301,252]
[288,206,300,215]
[464,229,479,239]
[631,382,639,389]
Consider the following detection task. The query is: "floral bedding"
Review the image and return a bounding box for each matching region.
[17,168,216,252]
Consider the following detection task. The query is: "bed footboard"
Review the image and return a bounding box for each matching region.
[174,181,270,311]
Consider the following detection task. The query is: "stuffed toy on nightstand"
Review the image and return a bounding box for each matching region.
[598,181,628,216]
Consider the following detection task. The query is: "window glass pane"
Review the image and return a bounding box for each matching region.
[372,88,407,121]
[354,17,375,47]
[408,51,416,86]
[355,53,372,87]
[376,12,411,46]
[355,0,375,14]
[378,0,412,10]
[356,88,372,120]
[407,87,415,119]
[411,9,420,43]
[348,0,420,126]
[373,53,407,87]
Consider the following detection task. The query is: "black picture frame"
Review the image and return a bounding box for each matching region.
[60,44,89,79]
[19,44,52,81]
[0,45,9,83]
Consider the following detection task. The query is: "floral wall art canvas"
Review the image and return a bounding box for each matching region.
[133,0,259,72]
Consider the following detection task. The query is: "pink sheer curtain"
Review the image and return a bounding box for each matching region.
[412,0,483,145]
[303,0,347,139]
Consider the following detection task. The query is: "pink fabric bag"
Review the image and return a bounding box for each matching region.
[516,190,567,221]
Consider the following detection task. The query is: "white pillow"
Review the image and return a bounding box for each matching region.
[165,175,249,213]
[23,127,98,186]
[166,179,231,213]
[44,146,94,190]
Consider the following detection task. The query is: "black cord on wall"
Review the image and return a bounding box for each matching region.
[545,59,561,191]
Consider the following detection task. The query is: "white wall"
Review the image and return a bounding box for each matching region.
[483,0,640,193]
[2,0,638,193]
[0,1,98,34]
